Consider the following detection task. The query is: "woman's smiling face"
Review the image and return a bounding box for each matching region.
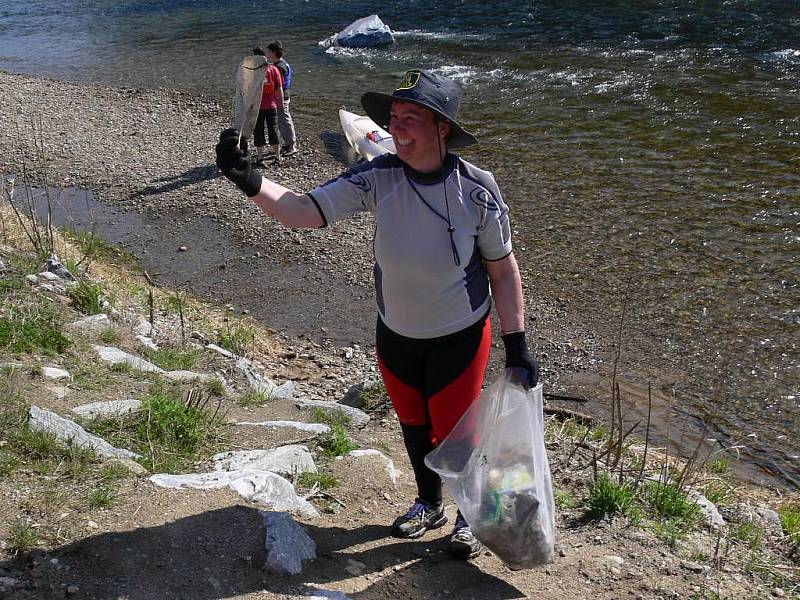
[388,100,450,172]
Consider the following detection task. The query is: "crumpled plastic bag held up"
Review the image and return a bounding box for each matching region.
[424,370,555,569]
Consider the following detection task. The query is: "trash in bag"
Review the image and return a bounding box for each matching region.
[424,370,555,569]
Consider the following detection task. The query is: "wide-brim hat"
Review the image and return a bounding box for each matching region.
[361,70,478,148]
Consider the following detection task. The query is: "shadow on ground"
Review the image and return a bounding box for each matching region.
[1,506,523,599]
[134,163,222,198]
[320,131,360,167]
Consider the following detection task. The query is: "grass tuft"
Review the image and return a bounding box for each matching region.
[8,521,40,555]
[298,471,340,490]
[217,321,255,357]
[238,389,270,407]
[88,390,224,473]
[778,504,800,546]
[206,377,225,397]
[731,519,762,550]
[88,484,116,508]
[554,488,576,509]
[144,346,200,371]
[98,327,120,345]
[587,472,635,519]
[68,279,108,315]
[0,304,70,354]
[311,409,359,457]
[642,481,700,523]
[360,380,388,410]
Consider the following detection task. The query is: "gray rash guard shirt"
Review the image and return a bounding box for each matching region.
[308,153,512,339]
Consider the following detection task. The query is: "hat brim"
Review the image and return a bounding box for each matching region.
[360,92,478,148]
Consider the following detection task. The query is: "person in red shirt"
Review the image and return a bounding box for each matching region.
[252,46,285,164]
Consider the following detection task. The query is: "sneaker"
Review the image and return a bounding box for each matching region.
[391,500,447,539]
[448,513,482,559]
[282,145,298,157]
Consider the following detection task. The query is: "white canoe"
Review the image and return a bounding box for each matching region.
[339,108,396,161]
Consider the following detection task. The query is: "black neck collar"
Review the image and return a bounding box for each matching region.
[403,153,457,185]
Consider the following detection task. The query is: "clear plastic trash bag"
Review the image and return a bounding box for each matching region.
[424,370,555,569]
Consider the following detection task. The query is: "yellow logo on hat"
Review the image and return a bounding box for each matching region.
[396,70,421,91]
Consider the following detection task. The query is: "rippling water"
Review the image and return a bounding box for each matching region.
[1,0,798,486]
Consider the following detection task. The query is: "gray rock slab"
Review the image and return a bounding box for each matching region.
[296,399,370,428]
[688,490,725,530]
[69,313,111,334]
[235,421,330,435]
[262,511,316,575]
[136,335,159,351]
[28,406,140,460]
[213,446,317,476]
[93,345,163,373]
[237,357,294,399]
[163,370,212,382]
[149,470,318,517]
[38,271,63,282]
[347,449,398,485]
[134,318,153,337]
[72,399,142,420]
[207,343,235,358]
[41,366,71,381]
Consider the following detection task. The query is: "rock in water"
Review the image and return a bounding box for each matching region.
[320,15,394,48]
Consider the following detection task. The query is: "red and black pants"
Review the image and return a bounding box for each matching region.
[376,310,491,505]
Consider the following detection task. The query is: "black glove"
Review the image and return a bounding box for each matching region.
[502,331,539,390]
[215,128,263,197]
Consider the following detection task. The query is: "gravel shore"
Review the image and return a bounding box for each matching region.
[0,69,604,399]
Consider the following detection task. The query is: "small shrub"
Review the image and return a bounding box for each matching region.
[99,327,120,344]
[588,423,608,442]
[144,346,200,371]
[587,472,635,519]
[88,484,116,508]
[298,471,340,490]
[68,280,108,315]
[8,521,39,555]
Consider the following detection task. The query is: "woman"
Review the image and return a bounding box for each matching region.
[216,70,538,560]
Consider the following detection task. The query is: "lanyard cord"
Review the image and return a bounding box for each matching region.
[407,175,461,267]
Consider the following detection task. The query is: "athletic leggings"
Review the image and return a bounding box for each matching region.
[376,311,492,505]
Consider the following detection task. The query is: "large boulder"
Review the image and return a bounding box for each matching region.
[320,15,394,48]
